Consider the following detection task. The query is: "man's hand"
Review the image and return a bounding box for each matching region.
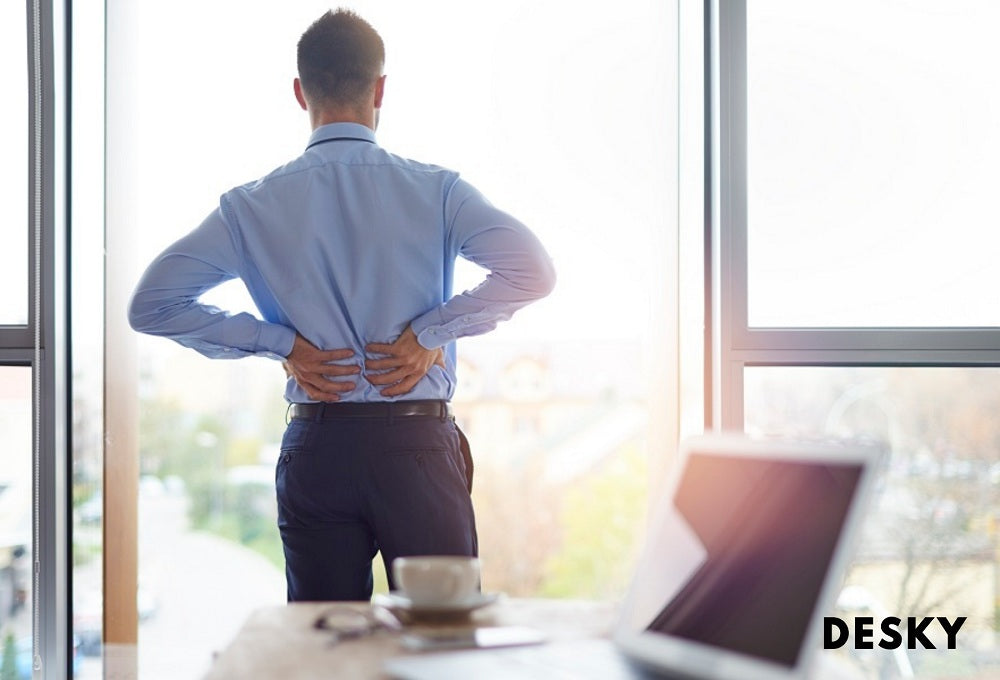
[284,334,359,402]
[364,325,445,397]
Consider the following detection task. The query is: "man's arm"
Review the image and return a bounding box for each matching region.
[409,178,556,350]
[128,208,297,359]
[364,178,555,396]
[128,209,357,399]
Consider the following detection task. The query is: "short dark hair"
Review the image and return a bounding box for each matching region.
[297,9,385,107]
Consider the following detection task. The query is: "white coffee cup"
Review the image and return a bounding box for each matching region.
[392,555,481,606]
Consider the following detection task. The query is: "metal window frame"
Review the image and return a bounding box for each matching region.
[8,0,73,678]
[709,0,1000,430]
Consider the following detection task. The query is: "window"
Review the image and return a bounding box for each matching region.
[71,1,106,676]
[716,1,1000,676]
[0,11,33,668]
[744,367,1000,676]
[0,368,32,674]
[45,0,1000,676]
[0,0,29,326]
[745,1,1000,329]
[104,2,680,676]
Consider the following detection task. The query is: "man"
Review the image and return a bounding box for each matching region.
[128,9,555,601]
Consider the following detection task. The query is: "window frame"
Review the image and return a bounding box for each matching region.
[2,0,73,677]
[710,0,1000,430]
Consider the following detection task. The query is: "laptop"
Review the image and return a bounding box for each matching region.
[384,433,881,680]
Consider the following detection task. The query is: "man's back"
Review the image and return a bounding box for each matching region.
[129,121,554,403]
[226,122,458,402]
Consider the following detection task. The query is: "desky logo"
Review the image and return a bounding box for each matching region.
[824,616,967,650]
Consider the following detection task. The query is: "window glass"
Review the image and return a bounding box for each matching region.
[746,1,1000,328]
[123,1,675,676]
[0,2,29,325]
[745,366,1000,678]
[0,367,33,675]
[71,0,105,676]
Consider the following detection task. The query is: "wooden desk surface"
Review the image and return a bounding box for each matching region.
[204,598,618,680]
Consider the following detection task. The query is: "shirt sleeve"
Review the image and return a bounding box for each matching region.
[127,206,297,360]
[409,178,557,350]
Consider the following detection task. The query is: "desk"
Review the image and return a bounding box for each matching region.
[205,599,865,680]
[204,598,618,680]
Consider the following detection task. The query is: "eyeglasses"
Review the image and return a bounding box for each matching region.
[313,606,401,645]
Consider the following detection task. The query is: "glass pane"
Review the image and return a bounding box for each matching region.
[71,0,105,676]
[745,366,1000,678]
[746,1,1000,327]
[122,1,675,677]
[0,2,29,325]
[0,367,33,675]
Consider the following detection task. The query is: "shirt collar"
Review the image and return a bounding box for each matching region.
[306,122,377,150]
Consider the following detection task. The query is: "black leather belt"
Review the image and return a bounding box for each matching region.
[289,400,453,421]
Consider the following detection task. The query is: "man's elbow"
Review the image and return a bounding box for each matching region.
[127,291,158,335]
[534,257,557,299]
[127,306,148,335]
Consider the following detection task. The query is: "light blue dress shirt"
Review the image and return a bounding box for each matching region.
[128,122,555,403]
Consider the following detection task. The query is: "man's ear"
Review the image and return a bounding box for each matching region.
[373,75,387,109]
[293,78,308,111]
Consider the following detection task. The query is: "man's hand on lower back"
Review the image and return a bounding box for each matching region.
[364,325,445,397]
[284,334,360,402]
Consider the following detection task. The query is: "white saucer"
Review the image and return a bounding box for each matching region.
[373,591,501,615]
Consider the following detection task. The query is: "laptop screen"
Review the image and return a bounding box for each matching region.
[629,451,864,669]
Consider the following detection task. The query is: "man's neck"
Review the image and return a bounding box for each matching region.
[310,108,375,131]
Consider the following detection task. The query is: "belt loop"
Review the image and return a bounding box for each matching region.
[314,403,325,423]
[387,402,394,426]
[439,401,447,422]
